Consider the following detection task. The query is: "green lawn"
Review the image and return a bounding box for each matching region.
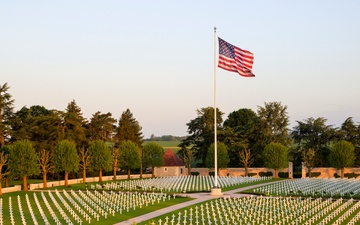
[143,140,181,152]
[0,189,192,225]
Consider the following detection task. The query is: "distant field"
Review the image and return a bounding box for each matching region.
[143,140,181,152]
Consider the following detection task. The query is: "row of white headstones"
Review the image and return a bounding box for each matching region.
[91,176,272,192]
[0,189,173,225]
[254,178,360,197]
[146,195,360,225]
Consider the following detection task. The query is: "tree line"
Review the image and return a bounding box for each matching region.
[1,82,359,191]
[0,83,164,195]
[178,103,360,178]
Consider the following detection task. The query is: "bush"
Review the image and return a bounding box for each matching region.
[345,172,360,178]
[306,172,321,177]
[209,171,215,176]
[191,172,200,176]
[278,172,288,178]
[334,173,340,178]
[248,173,257,177]
[259,171,273,177]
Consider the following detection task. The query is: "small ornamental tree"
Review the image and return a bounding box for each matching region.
[8,140,40,191]
[111,147,120,180]
[79,147,90,183]
[38,149,53,188]
[263,142,288,178]
[88,140,112,182]
[329,140,355,178]
[205,142,230,171]
[143,142,164,178]
[239,149,254,176]
[52,140,79,186]
[302,148,316,178]
[119,140,140,179]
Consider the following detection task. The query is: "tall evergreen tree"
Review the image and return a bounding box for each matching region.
[0,83,14,148]
[87,111,116,142]
[9,106,62,150]
[115,109,143,147]
[291,117,335,166]
[338,117,360,166]
[179,107,224,166]
[61,100,87,148]
[205,142,229,171]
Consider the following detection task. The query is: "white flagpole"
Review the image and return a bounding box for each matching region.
[213,27,218,188]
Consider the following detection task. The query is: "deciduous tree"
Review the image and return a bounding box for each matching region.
[222,108,259,166]
[257,102,290,146]
[263,142,288,178]
[239,149,254,176]
[38,149,53,188]
[88,140,112,182]
[119,140,140,179]
[143,142,164,178]
[79,147,90,183]
[302,148,316,178]
[8,140,40,191]
[52,140,79,186]
[329,140,355,178]
[111,146,120,180]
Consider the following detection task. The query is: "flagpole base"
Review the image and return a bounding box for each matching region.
[210,187,223,196]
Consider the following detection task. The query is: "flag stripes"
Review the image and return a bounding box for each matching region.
[218,37,255,77]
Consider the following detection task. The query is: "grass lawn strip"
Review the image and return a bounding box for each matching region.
[0,190,191,225]
[139,196,360,225]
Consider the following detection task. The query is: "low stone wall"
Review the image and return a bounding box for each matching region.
[2,185,21,194]
[191,167,360,179]
[28,174,152,190]
[191,168,288,177]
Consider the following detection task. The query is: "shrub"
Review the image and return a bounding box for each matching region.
[306,172,321,177]
[248,173,257,177]
[209,171,215,176]
[278,172,288,178]
[345,172,360,178]
[259,171,273,177]
[334,173,340,178]
[191,172,200,176]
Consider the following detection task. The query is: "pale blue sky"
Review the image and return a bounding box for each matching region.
[1,1,360,138]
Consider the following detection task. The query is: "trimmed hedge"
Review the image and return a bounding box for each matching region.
[259,171,273,177]
[306,172,321,177]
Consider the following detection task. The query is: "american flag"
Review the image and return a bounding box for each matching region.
[218,37,255,77]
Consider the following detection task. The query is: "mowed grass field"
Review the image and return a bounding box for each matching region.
[143,140,181,152]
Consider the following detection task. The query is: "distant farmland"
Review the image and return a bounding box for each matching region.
[143,140,181,152]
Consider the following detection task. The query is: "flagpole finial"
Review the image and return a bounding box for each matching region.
[214,27,217,32]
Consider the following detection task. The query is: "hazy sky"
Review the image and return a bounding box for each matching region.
[1,1,360,138]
